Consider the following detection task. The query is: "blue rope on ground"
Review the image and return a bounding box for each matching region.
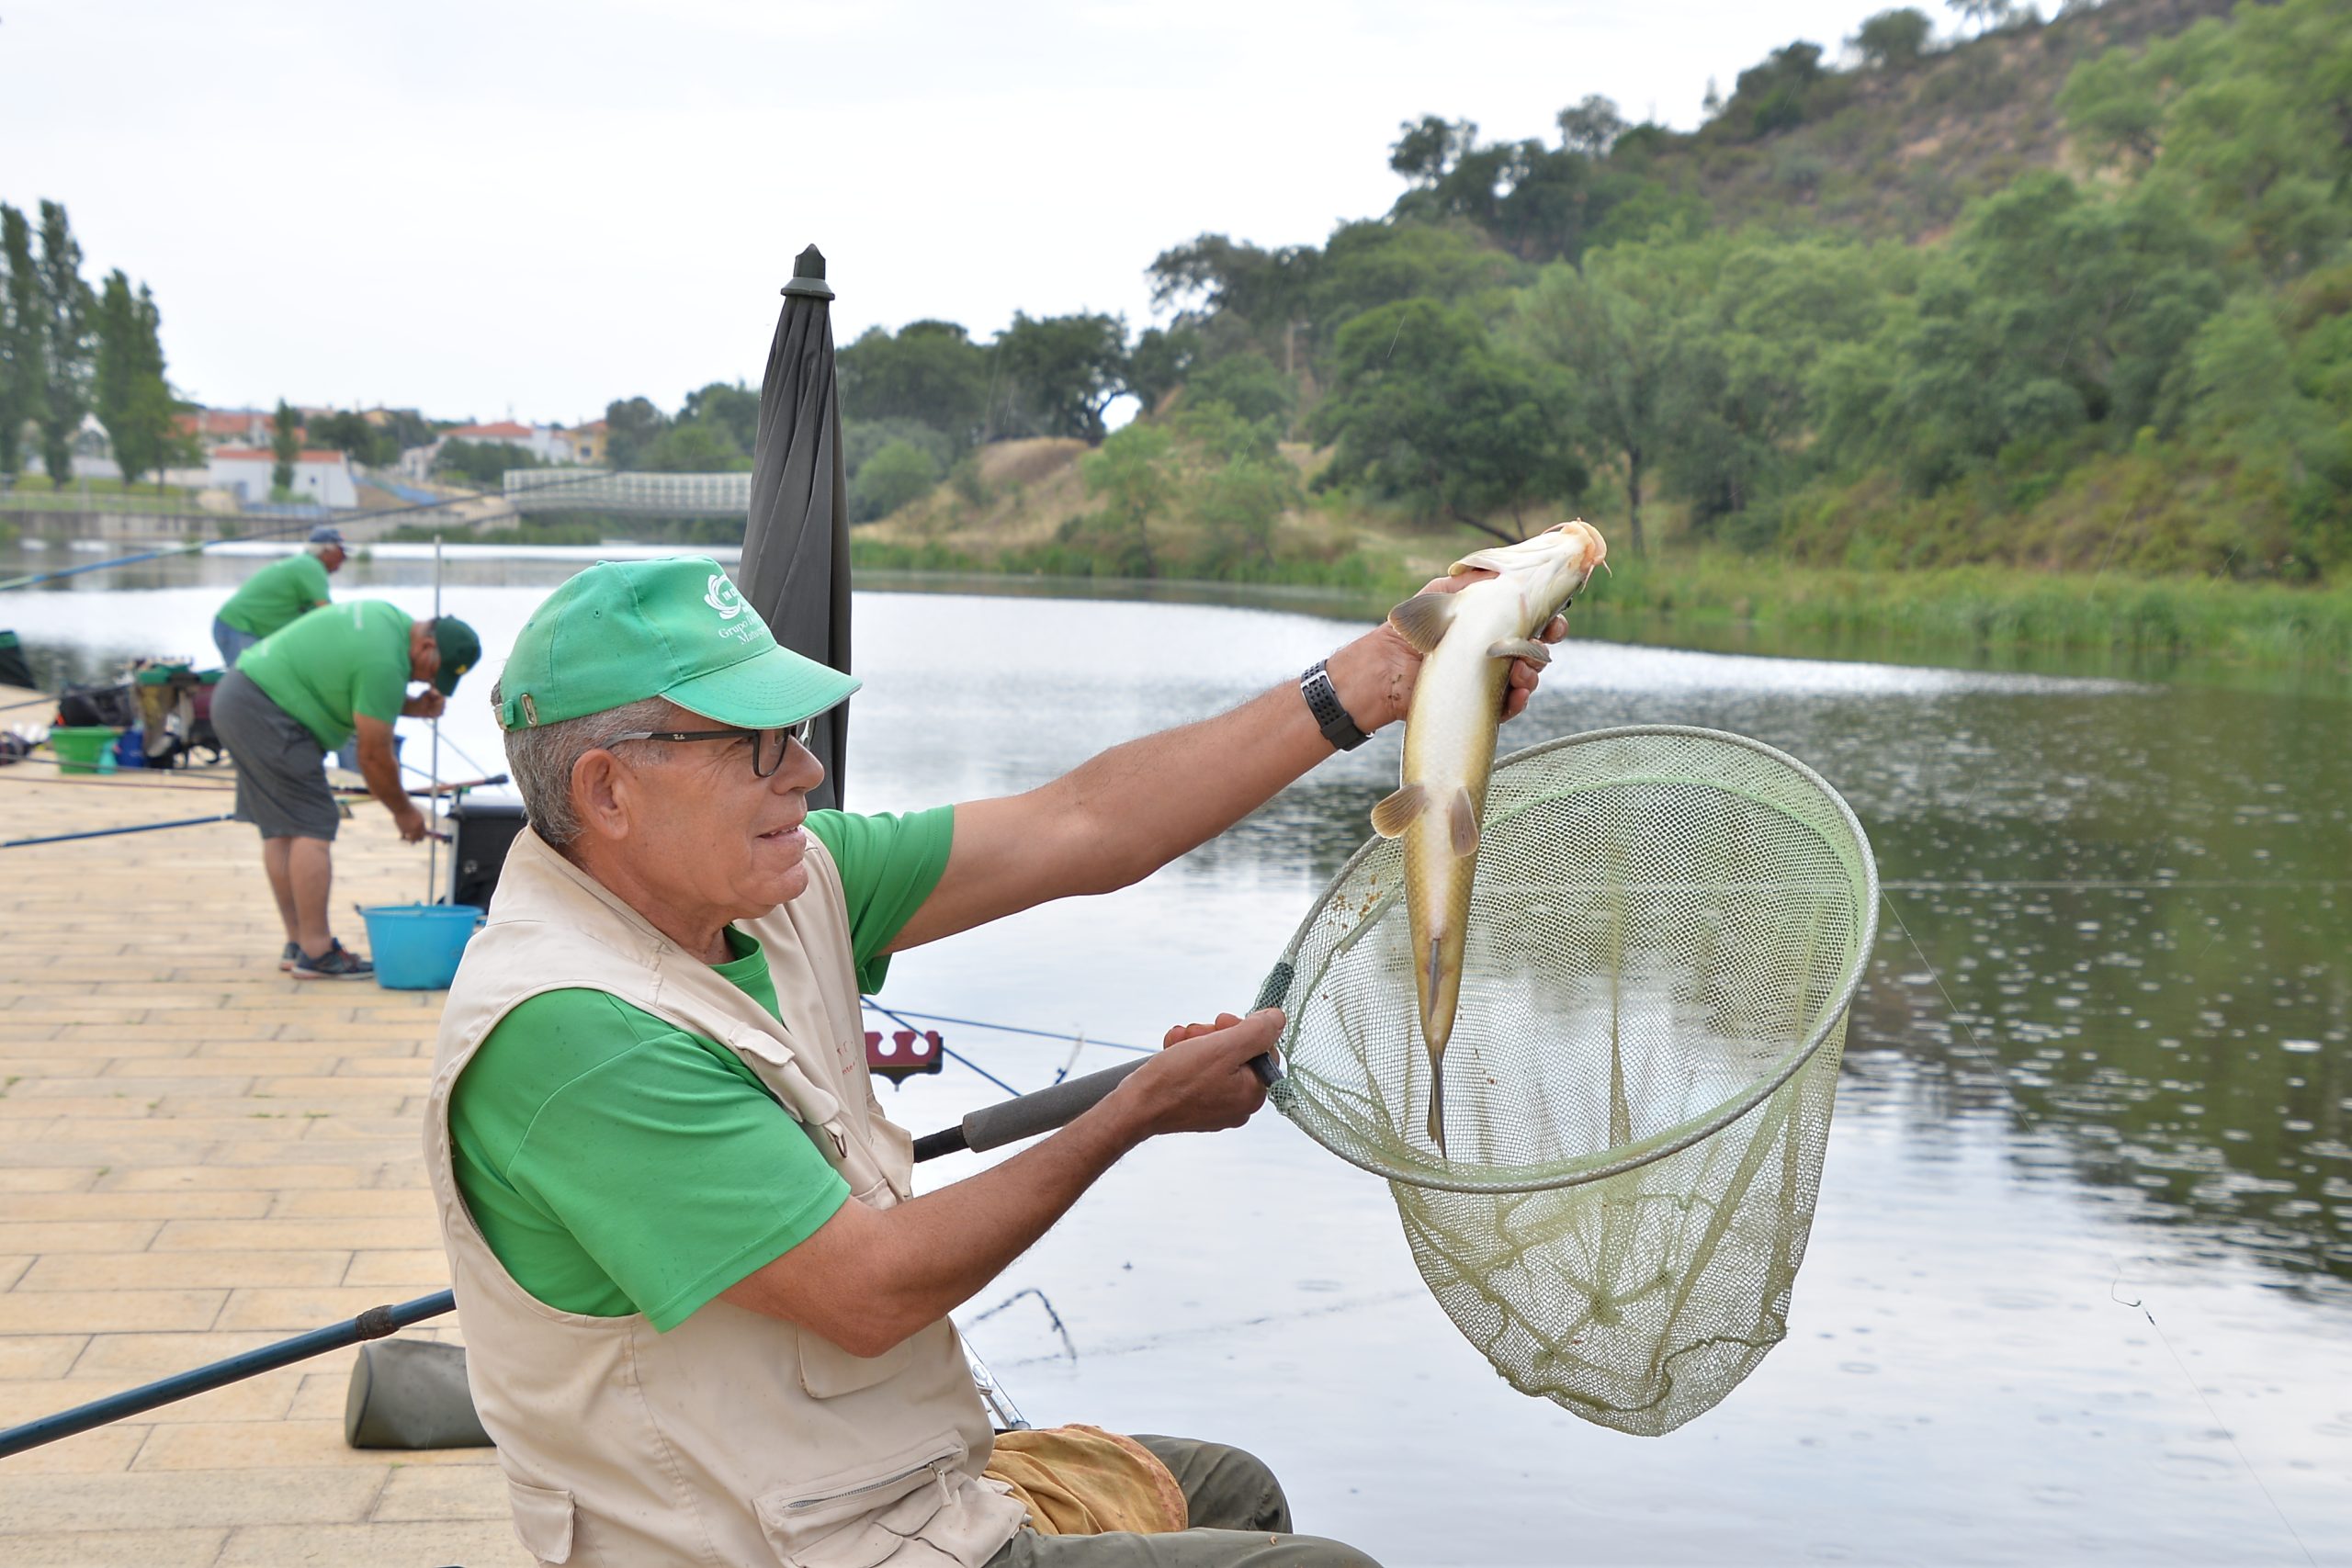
[3,812,238,849]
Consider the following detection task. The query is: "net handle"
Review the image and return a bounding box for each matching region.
[912,974,1288,1159]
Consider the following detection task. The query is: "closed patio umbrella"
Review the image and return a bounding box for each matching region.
[739,244,853,810]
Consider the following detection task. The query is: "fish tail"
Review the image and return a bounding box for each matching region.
[1428,1052,1448,1156]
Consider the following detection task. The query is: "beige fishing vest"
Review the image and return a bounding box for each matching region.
[424,828,1029,1567]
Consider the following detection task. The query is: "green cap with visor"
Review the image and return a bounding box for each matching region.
[431,617,481,696]
[495,556,858,731]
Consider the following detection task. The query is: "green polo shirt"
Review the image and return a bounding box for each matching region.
[235,600,412,751]
[448,806,955,1330]
[217,552,333,637]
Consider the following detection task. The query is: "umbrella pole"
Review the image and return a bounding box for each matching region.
[427,534,443,904]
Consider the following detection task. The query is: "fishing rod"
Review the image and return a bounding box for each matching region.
[0,1073,1120,1459]
[0,466,639,593]
[1,812,238,849]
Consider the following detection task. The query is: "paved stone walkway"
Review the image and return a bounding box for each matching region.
[0,721,526,1565]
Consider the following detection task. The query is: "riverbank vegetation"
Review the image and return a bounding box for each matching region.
[819,0,2351,669]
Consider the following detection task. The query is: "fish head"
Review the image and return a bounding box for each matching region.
[1452,519,1609,615]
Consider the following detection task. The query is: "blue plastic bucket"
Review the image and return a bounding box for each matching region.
[359,903,484,990]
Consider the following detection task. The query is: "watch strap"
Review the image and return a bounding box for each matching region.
[1299,660,1370,752]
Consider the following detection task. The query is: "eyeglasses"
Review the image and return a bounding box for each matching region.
[605,716,815,779]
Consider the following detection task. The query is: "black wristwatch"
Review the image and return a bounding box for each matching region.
[1299,660,1370,751]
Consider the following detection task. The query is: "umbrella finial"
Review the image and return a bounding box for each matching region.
[782,244,835,300]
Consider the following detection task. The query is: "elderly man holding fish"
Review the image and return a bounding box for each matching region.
[424,544,1584,1568]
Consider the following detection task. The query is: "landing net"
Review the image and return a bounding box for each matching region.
[1262,726,1877,1434]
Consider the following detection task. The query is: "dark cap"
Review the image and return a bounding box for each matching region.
[432,617,481,696]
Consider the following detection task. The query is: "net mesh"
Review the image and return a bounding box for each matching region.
[1265,726,1876,1434]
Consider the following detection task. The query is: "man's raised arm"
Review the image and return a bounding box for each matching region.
[887,577,1558,953]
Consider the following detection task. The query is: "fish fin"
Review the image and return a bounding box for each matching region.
[1369,783,1427,839]
[1452,545,1521,576]
[1387,592,1457,656]
[1484,637,1552,666]
[1449,789,1479,858]
[1428,1055,1448,1155]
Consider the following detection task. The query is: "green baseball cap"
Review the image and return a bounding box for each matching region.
[432,617,481,696]
[494,556,858,731]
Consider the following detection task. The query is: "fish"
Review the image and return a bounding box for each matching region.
[1371,519,1608,1155]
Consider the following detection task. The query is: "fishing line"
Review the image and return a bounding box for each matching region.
[967,1287,1078,1363]
[867,1006,1151,1056]
[862,995,1023,1099]
[1878,887,2318,1568]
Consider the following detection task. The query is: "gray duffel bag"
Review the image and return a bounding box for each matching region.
[344,1338,494,1450]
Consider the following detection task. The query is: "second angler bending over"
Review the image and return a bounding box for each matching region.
[428,556,1559,1567]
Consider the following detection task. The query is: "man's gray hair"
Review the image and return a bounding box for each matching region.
[491,680,673,851]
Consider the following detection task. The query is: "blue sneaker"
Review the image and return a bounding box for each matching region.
[279,942,301,972]
[292,940,374,981]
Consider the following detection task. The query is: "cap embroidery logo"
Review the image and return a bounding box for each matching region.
[705,573,746,622]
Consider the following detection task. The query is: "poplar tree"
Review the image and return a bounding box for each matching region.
[31,202,92,487]
[0,203,40,479]
[270,400,300,494]
[94,270,181,488]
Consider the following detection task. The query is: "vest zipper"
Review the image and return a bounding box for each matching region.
[783,1444,958,1512]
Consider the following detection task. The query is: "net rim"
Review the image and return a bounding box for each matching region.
[1269,723,1881,1195]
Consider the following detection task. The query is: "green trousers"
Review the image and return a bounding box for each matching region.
[983,1435,1379,1568]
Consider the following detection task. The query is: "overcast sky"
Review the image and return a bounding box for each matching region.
[4,0,1908,425]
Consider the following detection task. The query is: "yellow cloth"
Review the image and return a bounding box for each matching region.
[985,1425,1189,1537]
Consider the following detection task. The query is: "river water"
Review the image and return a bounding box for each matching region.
[5,544,2348,1565]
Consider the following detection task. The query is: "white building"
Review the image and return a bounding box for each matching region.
[205,447,360,509]
[446,420,573,465]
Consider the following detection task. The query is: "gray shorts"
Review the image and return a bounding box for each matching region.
[210,669,340,841]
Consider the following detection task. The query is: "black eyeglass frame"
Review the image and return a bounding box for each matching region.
[604,716,815,778]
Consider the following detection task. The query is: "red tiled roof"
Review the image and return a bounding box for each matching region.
[175,410,272,437]
[210,448,350,465]
[447,421,535,439]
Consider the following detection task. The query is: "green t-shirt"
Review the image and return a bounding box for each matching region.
[235,600,412,750]
[217,552,333,637]
[449,806,956,1330]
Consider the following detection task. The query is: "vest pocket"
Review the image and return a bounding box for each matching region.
[504,1475,578,1564]
[755,1429,965,1566]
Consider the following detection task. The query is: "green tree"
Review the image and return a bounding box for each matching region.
[1124,326,1198,416]
[639,419,749,472]
[1947,0,2015,37]
[993,311,1129,445]
[435,437,542,487]
[92,270,185,488]
[843,417,955,483]
[1555,96,1628,156]
[0,204,42,478]
[1517,260,1678,555]
[1852,9,1935,69]
[604,395,669,468]
[270,400,301,492]
[1076,423,1175,574]
[1307,299,1586,541]
[1185,352,1296,430]
[848,439,942,523]
[1306,220,1526,350]
[837,321,991,446]
[678,381,761,455]
[31,202,92,487]
[309,409,394,467]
